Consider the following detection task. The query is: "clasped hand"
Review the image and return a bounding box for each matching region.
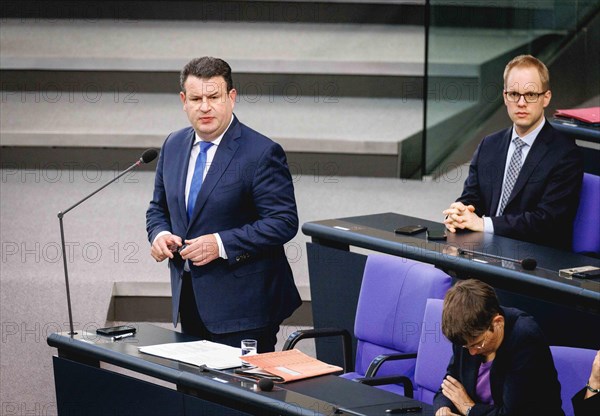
[443,202,484,233]
[151,233,219,266]
[179,234,219,266]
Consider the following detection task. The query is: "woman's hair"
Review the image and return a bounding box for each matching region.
[442,279,503,345]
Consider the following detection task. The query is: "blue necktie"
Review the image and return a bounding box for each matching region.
[187,141,213,220]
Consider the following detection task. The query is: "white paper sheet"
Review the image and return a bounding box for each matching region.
[139,340,242,370]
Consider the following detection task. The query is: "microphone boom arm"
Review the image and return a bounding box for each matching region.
[57,151,156,337]
[58,159,142,218]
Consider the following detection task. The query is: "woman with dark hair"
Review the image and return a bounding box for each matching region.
[434,279,563,416]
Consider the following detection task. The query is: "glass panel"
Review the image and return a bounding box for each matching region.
[423,0,599,177]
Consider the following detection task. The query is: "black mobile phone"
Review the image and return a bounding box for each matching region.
[427,228,447,241]
[572,269,600,280]
[394,225,427,235]
[96,325,136,337]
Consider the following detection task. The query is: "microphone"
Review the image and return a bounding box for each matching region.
[57,149,158,336]
[257,378,274,392]
[458,248,537,271]
[140,148,159,164]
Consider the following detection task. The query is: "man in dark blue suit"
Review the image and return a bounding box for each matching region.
[146,57,301,351]
[443,55,583,250]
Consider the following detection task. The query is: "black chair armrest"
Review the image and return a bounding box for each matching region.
[283,328,353,373]
[365,352,418,378]
[354,375,414,398]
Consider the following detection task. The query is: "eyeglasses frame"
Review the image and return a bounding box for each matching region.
[504,90,549,103]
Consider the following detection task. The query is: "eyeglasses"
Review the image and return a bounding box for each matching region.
[463,332,487,350]
[504,90,548,103]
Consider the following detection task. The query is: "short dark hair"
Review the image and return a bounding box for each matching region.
[180,57,234,93]
[442,279,503,345]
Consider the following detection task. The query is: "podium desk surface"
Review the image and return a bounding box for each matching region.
[48,323,433,416]
[303,212,600,311]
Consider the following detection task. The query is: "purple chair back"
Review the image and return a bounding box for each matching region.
[550,346,596,416]
[413,298,453,404]
[572,173,600,255]
[353,255,452,381]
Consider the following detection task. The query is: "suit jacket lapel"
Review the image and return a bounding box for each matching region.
[178,129,195,228]
[505,123,551,208]
[489,129,512,215]
[188,117,241,226]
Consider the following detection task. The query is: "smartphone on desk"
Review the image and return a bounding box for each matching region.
[427,228,447,241]
[96,325,136,337]
[394,225,427,235]
[559,266,600,279]
[572,269,600,280]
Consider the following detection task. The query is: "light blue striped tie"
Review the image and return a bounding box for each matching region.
[187,141,213,220]
[498,137,527,215]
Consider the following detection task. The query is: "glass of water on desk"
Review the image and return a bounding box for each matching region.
[241,339,257,368]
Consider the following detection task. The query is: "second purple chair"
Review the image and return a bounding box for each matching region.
[285,254,452,395]
[572,173,600,256]
[551,345,597,416]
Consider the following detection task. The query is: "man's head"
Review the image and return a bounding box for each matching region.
[503,55,551,137]
[179,57,237,141]
[180,57,234,93]
[442,279,504,355]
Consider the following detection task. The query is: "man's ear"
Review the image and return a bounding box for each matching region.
[228,88,237,107]
[542,89,551,108]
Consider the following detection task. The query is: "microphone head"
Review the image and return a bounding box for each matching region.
[257,378,274,392]
[521,258,537,270]
[141,148,159,164]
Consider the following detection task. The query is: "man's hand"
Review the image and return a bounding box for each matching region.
[180,234,219,266]
[435,407,460,416]
[151,233,182,262]
[441,375,475,415]
[443,202,484,233]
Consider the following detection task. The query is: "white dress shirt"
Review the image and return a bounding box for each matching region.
[154,115,234,260]
[483,118,545,233]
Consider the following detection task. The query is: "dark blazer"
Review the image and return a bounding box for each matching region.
[433,307,564,416]
[572,388,600,416]
[146,116,301,334]
[458,121,583,250]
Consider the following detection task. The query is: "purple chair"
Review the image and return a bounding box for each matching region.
[341,255,451,394]
[284,254,451,395]
[551,346,597,416]
[572,173,600,256]
[412,298,453,404]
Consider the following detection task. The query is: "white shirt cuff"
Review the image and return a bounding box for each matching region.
[214,233,228,259]
[483,216,494,234]
[153,230,172,244]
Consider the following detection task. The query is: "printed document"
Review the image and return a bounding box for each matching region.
[139,340,242,370]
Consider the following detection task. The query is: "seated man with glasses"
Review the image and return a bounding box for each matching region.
[443,54,583,250]
[434,279,563,416]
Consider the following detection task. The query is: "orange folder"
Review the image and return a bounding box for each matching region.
[239,349,343,383]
